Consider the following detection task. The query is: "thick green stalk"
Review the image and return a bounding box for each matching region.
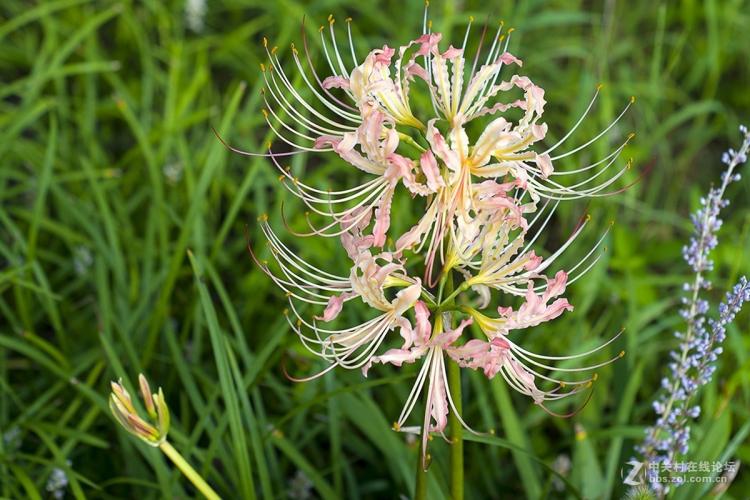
[448,359,464,500]
[443,273,464,500]
[414,434,428,500]
[159,440,221,500]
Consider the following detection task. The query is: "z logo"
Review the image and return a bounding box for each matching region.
[622,460,644,486]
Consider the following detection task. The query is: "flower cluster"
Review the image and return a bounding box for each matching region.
[637,126,750,494]
[241,7,633,466]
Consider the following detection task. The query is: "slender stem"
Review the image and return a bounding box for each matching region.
[448,359,464,500]
[160,440,222,500]
[414,437,428,500]
[442,273,464,500]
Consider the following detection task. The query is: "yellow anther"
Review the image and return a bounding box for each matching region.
[283,308,289,315]
[261,109,269,118]
[469,15,474,22]
[560,381,566,388]
[489,428,496,435]
[271,46,278,55]
[425,0,429,6]
[428,20,432,29]
[345,17,352,23]
[592,373,599,381]
[319,25,325,32]
[392,422,401,431]
[586,381,593,388]
[585,214,592,222]
[630,95,636,103]
[266,141,272,149]
[293,177,299,184]
[328,14,334,24]
[262,37,268,47]
[619,350,626,358]
[627,132,636,140]
[278,175,285,182]
[596,83,604,90]
[260,63,266,72]
[576,428,587,441]
[609,219,615,226]
[499,19,504,28]
[498,34,506,42]
[507,27,515,34]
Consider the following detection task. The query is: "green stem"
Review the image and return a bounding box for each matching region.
[160,440,222,500]
[448,359,464,500]
[414,430,428,500]
[442,282,470,306]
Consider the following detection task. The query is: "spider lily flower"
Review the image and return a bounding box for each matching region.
[286,280,422,377]
[253,209,427,376]
[235,5,634,470]
[455,213,612,304]
[364,302,476,468]
[110,374,170,447]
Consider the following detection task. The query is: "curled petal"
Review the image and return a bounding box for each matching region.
[536,153,554,177]
[391,283,422,317]
[317,292,355,322]
[415,32,442,56]
[447,336,510,379]
[420,149,445,192]
[322,76,351,89]
[498,51,523,66]
[372,187,395,247]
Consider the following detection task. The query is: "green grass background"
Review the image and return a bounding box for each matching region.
[1,0,749,498]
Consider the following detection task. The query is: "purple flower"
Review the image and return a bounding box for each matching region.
[636,126,750,495]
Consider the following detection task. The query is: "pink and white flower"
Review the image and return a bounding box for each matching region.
[236,5,634,469]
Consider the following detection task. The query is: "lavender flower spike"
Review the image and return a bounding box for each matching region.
[637,126,750,495]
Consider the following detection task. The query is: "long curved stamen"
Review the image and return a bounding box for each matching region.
[513,328,625,361]
[542,85,601,155]
[549,97,635,160]
[345,18,359,67]
[509,340,624,373]
[461,16,474,52]
[550,134,633,176]
[327,16,351,79]
[212,127,307,158]
[438,355,487,436]
[300,19,359,112]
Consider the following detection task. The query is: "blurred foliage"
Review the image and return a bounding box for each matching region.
[0,0,748,498]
